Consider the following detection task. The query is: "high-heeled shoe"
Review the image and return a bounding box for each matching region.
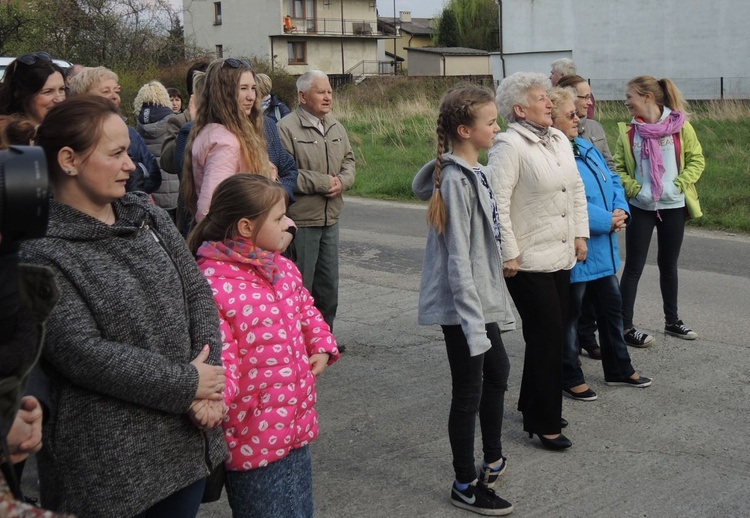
[528,432,572,450]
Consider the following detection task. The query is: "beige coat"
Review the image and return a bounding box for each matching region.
[488,123,589,273]
[277,108,355,227]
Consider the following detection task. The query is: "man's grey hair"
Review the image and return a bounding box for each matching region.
[296,70,329,93]
[495,72,551,123]
[550,58,577,77]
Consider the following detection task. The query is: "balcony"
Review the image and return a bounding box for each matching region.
[280,17,382,37]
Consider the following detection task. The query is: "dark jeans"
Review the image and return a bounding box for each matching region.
[563,276,636,388]
[131,477,206,518]
[505,270,568,436]
[577,287,599,349]
[442,323,510,484]
[620,205,685,329]
[290,224,339,330]
[225,445,313,518]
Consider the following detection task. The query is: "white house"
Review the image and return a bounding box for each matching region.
[183,0,392,77]
[492,0,750,99]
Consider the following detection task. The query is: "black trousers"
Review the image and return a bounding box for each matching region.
[620,205,686,329]
[442,323,510,484]
[505,270,569,436]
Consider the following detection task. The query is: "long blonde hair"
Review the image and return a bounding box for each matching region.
[182,58,272,217]
[628,75,689,117]
[427,85,495,233]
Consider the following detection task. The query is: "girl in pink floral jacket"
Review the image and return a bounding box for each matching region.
[189,174,340,518]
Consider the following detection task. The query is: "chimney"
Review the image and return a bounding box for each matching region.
[399,11,412,23]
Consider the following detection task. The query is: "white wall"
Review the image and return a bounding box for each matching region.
[497,0,750,99]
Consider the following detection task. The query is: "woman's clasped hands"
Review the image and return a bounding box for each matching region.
[189,344,228,430]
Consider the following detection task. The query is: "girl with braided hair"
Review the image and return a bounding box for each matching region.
[412,85,515,516]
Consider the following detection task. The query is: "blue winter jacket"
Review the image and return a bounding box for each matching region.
[571,138,629,283]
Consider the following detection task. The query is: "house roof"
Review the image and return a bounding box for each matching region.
[405,47,489,56]
[378,17,434,36]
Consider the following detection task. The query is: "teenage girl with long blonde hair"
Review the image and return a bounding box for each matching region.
[182,58,274,223]
[412,85,515,516]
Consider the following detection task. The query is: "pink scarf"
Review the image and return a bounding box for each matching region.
[197,239,282,284]
[633,110,685,202]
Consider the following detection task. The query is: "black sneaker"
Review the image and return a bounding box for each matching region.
[605,375,652,388]
[624,328,655,348]
[451,482,514,516]
[478,456,507,488]
[665,320,698,340]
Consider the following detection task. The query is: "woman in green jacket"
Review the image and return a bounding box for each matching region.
[614,75,704,347]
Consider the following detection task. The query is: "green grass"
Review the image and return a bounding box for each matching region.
[336,83,750,234]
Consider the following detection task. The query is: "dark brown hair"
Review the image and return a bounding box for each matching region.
[35,95,121,180]
[187,174,287,254]
[0,58,64,118]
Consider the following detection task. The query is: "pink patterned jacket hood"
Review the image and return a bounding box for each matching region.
[197,239,340,471]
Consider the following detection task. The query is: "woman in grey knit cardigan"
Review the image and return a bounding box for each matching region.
[20,95,228,518]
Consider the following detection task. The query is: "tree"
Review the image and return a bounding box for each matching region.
[433,0,499,51]
[436,7,459,47]
[0,1,28,55]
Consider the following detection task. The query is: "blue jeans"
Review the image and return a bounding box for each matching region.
[563,275,636,388]
[442,323,510,484]
[131,477,206,518]
[225,445,313,518]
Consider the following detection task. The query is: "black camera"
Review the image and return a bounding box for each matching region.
[0,146,49,336]
[0,146,49,252]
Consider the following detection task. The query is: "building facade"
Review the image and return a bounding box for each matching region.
[378,11,434,71]
[493,0,750,99]
[183,0,389,76]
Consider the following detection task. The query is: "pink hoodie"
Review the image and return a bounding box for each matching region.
[197,240,340,470]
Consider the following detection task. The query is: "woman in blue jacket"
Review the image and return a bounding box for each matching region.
[550,88,652,401]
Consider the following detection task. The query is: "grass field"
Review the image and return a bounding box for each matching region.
[335,78,750,234]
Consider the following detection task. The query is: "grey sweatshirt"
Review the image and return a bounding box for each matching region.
[413,154,515,356]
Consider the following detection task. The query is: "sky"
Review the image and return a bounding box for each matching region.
[378,0,443,18]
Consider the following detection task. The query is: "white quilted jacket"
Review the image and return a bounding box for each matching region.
[488,122,589,273]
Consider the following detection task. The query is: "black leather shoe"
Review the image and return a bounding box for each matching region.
[581,343,602,359]
[529,432,572,450]
[561,418,568,428]
[337,344,347,353]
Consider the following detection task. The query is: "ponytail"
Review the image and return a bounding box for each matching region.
[658,78,689,116]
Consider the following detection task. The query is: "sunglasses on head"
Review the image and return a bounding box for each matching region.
[222,58,252,69]
[17,52,53,66]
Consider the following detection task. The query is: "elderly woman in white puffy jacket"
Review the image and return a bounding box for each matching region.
[488,72,588,451]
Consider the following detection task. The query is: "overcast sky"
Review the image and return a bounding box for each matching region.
[378,0,444,18]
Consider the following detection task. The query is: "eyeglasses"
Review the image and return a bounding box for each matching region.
[563,111,579,121]
[222,58,252,69]
[576,94,593,101]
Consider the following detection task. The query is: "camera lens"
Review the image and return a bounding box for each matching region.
[0,146,49,250]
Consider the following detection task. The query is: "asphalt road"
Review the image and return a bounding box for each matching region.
[200,197,750,517]
[21,196,750,517]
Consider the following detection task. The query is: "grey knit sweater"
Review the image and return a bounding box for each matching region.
[20,193,226,518]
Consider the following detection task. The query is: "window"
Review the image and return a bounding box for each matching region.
[215,45,223,58]
[287,42,306,65]
[213,2,222,25]
[289,0,315,32]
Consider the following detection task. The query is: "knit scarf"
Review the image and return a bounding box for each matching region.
[197,239,282,284]
[633,110,685,202]
[518,118,551,146]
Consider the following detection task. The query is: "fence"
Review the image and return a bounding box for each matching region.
[586,77,750,101]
